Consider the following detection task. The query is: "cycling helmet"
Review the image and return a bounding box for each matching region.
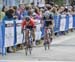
[44,11,50,18]
[43,11,53,20]
[25,16,30,22]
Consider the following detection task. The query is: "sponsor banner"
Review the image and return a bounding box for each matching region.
[54,15,60,32]
[73,15,75,28]
[69,15,73,29]
[35,31,42,40]
[0,23,2,53]
[16,20,24,44]
[60,15,66,31]
[34,19,41,31]
[65,15,69,31]
[34,19,42,40]
[4,21,14,47]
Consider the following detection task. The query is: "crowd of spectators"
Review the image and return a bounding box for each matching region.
[0,3,75,53]
[0,3,75,21]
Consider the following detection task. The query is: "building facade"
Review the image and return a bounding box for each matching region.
[2,0,74,7]
[2,0,45,7]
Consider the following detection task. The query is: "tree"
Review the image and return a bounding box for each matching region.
[53,0,64,6]
[71,0,75,6]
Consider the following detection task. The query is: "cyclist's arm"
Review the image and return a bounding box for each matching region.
[21,20,26,33]
[21,20,26,29]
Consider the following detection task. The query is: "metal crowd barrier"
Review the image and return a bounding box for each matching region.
[0,14,75,56]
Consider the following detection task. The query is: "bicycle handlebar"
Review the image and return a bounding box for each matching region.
[45,27,52,29]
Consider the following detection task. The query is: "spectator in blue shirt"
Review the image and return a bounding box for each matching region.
[2,8,15,53]
[3,8,15,21]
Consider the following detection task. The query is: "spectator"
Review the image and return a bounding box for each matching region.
[23,5,30,17]
[17,4,25,20]
[34,7,42,20]
[2,8,16,53]
[13,6,18,19]
[3,9,15,21]
[0,6,8,21]
[2,9,15,53]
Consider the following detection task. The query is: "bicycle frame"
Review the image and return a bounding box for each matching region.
[44,27,51,50]
[44,28,51,42]
[23,29,33,55]
[23,29,33,47]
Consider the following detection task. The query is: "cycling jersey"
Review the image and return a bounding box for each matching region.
[44,20,53,27]
[22,18,35,30]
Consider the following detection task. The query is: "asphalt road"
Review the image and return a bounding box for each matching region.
[0,30,75,61]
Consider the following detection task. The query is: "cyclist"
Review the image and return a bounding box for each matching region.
[21,16,36,48]
[43,10,54,50]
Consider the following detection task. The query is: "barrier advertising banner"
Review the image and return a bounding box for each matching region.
[0,23,2,53]
[16,20,23,44]
[1,14,75,55]
[60,15,66,31]
[65,15,69,31]
[34,19,42,40]
[4,21,14,47]
[69,15,73,29]
[54,15,60,32]
[73,15,75,28]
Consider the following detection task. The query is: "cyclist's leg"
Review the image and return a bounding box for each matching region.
[44,27,49,50]
[32,28,35,41]
[31,28,36,46]
[25,29,29,55]
[44,28,46,46]
[44,33,47,50]
[47,25,52,49]
[47,28,53,50]
[50,28,53,43]
[25,29,29,47]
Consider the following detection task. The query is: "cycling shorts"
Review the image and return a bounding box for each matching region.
[44,20,53,27]
[25,26,34,31]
